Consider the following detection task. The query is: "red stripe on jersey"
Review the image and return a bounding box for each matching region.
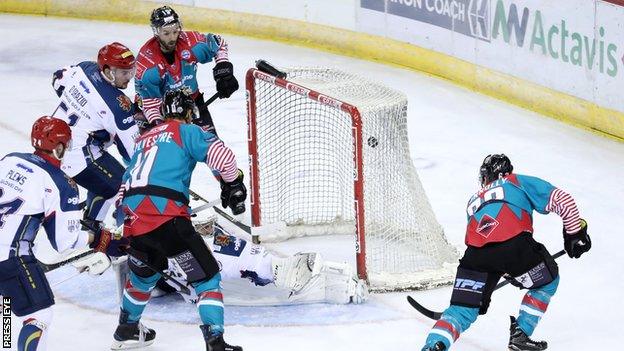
[433,320,460,341]
[206,140,238,182]
[522,294,549,312]
[198,291,223,301]
[546,188,581,233]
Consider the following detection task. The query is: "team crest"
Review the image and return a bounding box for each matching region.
[476,214,499,238]
[117,95,132,112]
[181,50,191,60]
[214,233,231,247]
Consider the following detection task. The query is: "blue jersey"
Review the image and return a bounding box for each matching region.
[465,174,556,247]
[121,120,219,236]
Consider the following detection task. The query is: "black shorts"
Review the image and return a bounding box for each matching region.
[128,217,220,283]
[456,232,558,313]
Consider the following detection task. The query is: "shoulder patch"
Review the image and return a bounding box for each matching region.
[117,94,132,112]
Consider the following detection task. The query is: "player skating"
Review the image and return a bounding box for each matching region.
[51,42,140,229]
[420,154,591,351]
[113,88,245,350]
[135,5,239,134]
[0,116,127,351]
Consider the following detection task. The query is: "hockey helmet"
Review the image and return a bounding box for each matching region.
[97,42,136,71]
[479,154,513,186]
[150,6,181,30]
[31,116,72,152]
[161,87,197,121]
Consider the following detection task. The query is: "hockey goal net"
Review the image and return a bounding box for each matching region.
[246,66,458,291]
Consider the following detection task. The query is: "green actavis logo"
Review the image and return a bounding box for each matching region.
[491,0,619,77]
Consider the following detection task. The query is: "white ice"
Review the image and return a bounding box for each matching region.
[1,14,622,351]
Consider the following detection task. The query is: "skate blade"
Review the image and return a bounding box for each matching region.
[111,339,155,350]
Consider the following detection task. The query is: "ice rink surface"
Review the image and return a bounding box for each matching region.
[1,13,623,351]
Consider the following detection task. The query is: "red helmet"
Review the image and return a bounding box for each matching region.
[31,116,72,152]
[97,42,136,70]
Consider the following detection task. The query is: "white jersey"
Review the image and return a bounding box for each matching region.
[52,61,139,177]
[0,153,90,261]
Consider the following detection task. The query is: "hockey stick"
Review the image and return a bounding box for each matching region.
[407,249,567,320]
[255,59,287,79]
[199,92,220,110]
[189,189,252,235]
[78,220,192,295]
[39,249,96,273]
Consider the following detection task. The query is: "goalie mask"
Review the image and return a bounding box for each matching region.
[479,154,513,186]
[161,87,198,122]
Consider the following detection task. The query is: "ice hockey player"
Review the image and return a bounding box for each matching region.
[135,5,239,134]
[113,88,245,350]
[0,116,128,351]
[420,154,591,351]
[152,216,368,305]
[51,42,140,230]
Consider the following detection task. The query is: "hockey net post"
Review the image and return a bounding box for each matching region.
[246,66,458,291]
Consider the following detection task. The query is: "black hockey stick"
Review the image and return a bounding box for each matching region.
[199,92,220,110]
[407,249,567,320]
[189,189,252,236]
[255,59,287,79]
[39,249,96,273]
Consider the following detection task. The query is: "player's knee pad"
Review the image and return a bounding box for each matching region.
[508,259,558,290]
[192,273,222,294]
[450,267,489,311]
[0,257,54,317]
[128,271,160,292]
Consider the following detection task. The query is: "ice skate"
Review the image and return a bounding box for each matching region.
[111,310,156,350]
[201,325,242,351]
[508,316,547,351]
[422,341,446,351]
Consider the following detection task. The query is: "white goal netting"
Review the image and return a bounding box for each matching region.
[247,67,458,291]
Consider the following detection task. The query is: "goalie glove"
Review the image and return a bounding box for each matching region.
[220,169,247,215]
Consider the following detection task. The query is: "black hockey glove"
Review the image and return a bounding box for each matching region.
[563,219,591,259]
[220,169,247,215]
[213,61,239,98]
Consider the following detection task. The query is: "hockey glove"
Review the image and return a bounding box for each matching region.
[220,169,247,215]
[86,223,129,258]
[563,219,591,259]
[213,61,239,98]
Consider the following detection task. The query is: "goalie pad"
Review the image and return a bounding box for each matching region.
[272,252,322,292]
[289,260,369,304]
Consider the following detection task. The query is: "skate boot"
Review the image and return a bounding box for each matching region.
[111,309,156,350]
[508,316,547,351]
[200,325,242,351]
[421,341,447,351]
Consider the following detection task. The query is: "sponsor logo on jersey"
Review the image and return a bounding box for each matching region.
[117,95,132,112]
[454,278,485,292]
[16,163,33,173]
[122,116,135,125]
[67,196,80,205]
[476,214,499,238]
[181,50,191,60]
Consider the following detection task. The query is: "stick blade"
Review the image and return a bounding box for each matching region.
[406,295,442,320]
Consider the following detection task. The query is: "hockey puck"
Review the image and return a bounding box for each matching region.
[367,136,378,148]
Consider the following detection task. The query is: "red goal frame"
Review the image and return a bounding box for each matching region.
[246,68,369,281]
